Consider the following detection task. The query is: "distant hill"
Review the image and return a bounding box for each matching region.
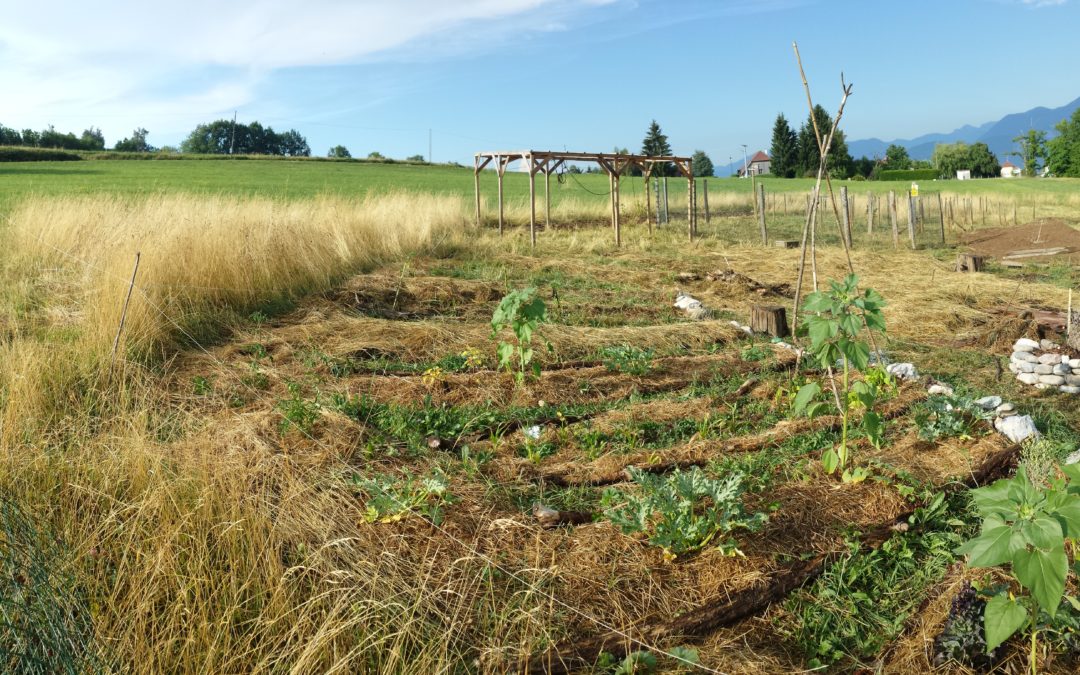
[848,95,1080,161]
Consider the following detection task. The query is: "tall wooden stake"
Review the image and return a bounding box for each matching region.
[889,191,898,248]
[937,192,946,245]
[866,191,874,234]
[473,157,481,227]
[907,194,917,249]
[111,252,142,367]
[840,186,851,247]
[757,182,768,245]
[528,164,537,249]
[496,156,505,235]
[703,179,710,224]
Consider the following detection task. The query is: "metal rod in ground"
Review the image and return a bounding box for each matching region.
[110,251,142,367]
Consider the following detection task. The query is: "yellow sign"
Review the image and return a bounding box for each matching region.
[910,183,919,197]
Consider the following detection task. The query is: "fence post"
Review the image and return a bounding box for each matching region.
[840,186,852,247]
[937,192,946,245]
[907,194,917,249]
[757,183,768,245]
[889,191,898,249]
[662,176,669,225]
[703,179,710,224]
[867,191,874,234]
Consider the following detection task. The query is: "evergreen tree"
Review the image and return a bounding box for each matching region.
[641,120,673,176]
[793,106,852,178]
[690,150,714,177]
[769,113,798,178]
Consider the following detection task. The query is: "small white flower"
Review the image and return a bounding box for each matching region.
[524,425,542,440]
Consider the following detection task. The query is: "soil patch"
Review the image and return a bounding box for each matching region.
[961,219,1080,263]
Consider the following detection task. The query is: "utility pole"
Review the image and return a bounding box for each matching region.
[428,128,432,163]
[741,144,749,179]
[229,110,237,155]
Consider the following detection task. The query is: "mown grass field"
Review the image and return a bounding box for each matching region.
[2,159,1080,673]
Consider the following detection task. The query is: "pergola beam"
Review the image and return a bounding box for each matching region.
[473,149,694,249]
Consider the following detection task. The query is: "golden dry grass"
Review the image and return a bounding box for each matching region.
[0,189,1076,673]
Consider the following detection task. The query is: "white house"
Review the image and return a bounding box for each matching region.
[956,169,972,180]
[1001,160,1022,178]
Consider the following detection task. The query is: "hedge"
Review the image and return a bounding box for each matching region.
[877,168,938,181]
[0,146,82,162]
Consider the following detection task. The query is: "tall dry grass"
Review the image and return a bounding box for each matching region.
[0,192,533,673]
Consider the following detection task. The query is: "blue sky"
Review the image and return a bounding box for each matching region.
[2,0,1076,164]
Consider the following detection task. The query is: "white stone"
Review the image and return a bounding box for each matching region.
[1041,339,1059,350]
[995,414,1040,443]
[975,396,1002,411]
[1014,338,1040,351]
[1009,362,1021,374]
[674,292,702,310]
[1035,364,1054,375]
[1067,375,1080,387]
[1070,359,1080,370]
[1066,450,1080,465]
[996,402,1016,413]
[1040,375,1067,386]
[1036,383,1052,389]
[1061,386,1080,394]
[1064,355,1073,365]
[1054,363,1072,376]
[886,363,919,380]
[1038,353,1062,365]
[928,383,954,396]
[997,409,1018,418]
[1012,351,1038,364]
[1017,373,1040,385]
[1016,361,1037,373]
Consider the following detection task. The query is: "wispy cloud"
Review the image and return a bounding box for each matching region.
[0,1,618,142]
[1020,0,1066,7]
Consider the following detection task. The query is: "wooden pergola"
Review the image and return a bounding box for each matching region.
[473,150,697,248]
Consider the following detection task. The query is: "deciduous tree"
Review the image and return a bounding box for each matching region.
[884,144,911,170]
[1011,129,1047,177]
[690,150,714,177]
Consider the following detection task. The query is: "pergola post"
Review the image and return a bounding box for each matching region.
[496,155,506,235]
[643,166,652,234]
[473,155,481,227]
[528,155,537,250]
[544,162,551,230]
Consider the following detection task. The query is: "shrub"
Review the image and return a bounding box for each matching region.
[877,168,938,181]
[0,146,82,162]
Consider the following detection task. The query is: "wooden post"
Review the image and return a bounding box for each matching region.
[889,191,898,249]
[937,192,946,245]
[687,172,694,241]
[840,186,851,247]
[703,179,710,224]
[496,155,505,235]
[544,163,551,230]
[528,161,537,249]
[757,182,767,245]
[614,173,621,247]
[655,177,662,230]
[751,304,789,337]
[907,195,917,249]
[644,168,652,234]
[656,174,665,224]
[867,192,874,234]
[473,156,481,227]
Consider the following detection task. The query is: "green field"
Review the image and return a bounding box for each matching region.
[3,158,1079,215]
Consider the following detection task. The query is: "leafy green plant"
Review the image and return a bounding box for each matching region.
[601,467,766,561]
[191,374,213,395]
[351,469,454,525]
[277,381,320,434]
[913,395,992,442]
[599,344,654,375]
[739,342,771,362]
[955,464,1080,673]
[490,287,551,384]
[792,274,887,482]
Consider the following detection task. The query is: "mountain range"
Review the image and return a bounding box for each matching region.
[717,95,1080,175]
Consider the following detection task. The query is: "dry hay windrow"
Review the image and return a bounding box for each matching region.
[535,382,926,487]
[328,272,504,320]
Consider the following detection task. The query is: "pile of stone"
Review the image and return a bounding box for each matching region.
[1008,338,1080,394]
[674,291,713,321]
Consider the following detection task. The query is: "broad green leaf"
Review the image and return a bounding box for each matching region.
[1053,496,1080,538]
[1020,516,1063,551]
[956,519,1020,567]
[1014,546,1067,616]
[792,382,821,416]
[821,448,839,474]
[984,593,1028,652]
[862,411,883,448]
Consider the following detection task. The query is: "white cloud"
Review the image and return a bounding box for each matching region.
[0,0,614,143]
[1020,0,1066,6]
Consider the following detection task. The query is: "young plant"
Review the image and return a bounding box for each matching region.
[490,287,551,384]
[601,467,766,561]
[277,381,320,434]
[599,344,654,375]
[914,395,992,442]
[792,274,887,482]
[351,469,454,525]
[956,463,1080,673]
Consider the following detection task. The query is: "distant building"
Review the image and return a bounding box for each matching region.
[1001,160,1022,178]
[739,151,771,177]
[956,169,972,180]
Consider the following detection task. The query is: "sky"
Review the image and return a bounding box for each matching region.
[2,0,1078,166]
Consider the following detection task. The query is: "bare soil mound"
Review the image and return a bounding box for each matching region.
[961,219,1080,263]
